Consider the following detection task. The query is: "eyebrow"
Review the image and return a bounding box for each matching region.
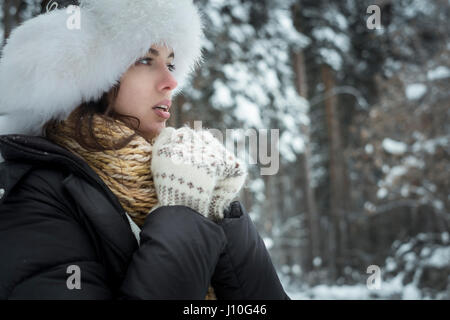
[149,48,175,58]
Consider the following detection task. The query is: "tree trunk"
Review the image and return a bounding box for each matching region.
[294,51,321,273]
[321,63,348,281]
[3,0,19,46]
[170,95,186,128]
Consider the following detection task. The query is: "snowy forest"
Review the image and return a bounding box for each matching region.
[1,0,449,299]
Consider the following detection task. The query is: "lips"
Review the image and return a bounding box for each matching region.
[152,99,172,112]
[153,107,170,119]
[152,99,172,120]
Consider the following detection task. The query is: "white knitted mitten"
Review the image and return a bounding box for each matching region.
[150,126,230,220]
[196,130,248,219]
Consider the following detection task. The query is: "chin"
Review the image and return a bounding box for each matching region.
[142,122,166,140]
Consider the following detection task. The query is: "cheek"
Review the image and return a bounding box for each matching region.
[116,76,153,116]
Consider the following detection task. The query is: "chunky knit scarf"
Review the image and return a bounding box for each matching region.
[45,110,158,228]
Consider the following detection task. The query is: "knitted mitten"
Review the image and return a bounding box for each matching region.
[150,126,230,220]
[195,130,248,219]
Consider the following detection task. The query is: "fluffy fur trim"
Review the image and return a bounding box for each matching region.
[0,0,205,136]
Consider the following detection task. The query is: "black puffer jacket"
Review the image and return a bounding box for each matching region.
[0,134,290,300]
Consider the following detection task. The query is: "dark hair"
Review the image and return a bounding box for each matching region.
[43,82,144,152]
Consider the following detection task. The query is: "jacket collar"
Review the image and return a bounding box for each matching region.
[1,134,108,193]
[0,134,123,210]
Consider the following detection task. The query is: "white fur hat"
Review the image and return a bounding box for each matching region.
[0,0,205,136]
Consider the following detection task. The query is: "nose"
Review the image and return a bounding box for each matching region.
[157,68,178,92]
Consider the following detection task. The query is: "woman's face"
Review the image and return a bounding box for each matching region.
[113,44,178,141]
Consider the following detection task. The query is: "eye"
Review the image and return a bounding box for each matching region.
[167,64,176,72]
[137,58,153,65]
[137,58,176,72]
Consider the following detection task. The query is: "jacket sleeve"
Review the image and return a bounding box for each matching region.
[211,201,291,300]
[118,205,227,299]
[0,170,113,300]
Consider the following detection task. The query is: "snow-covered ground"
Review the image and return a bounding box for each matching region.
[278,233,450,300]
[282,276,426,300]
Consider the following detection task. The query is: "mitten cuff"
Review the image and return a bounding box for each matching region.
[208,172,247,221]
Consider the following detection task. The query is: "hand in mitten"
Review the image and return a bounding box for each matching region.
[196,130,248,220]
[150,126,230,220]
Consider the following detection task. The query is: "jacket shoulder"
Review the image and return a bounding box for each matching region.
[1,164,80,218]
[0,164,113,299]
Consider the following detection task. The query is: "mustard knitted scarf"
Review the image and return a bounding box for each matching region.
[45,111,158,228]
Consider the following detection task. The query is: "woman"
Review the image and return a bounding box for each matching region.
[0,0,290,300]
